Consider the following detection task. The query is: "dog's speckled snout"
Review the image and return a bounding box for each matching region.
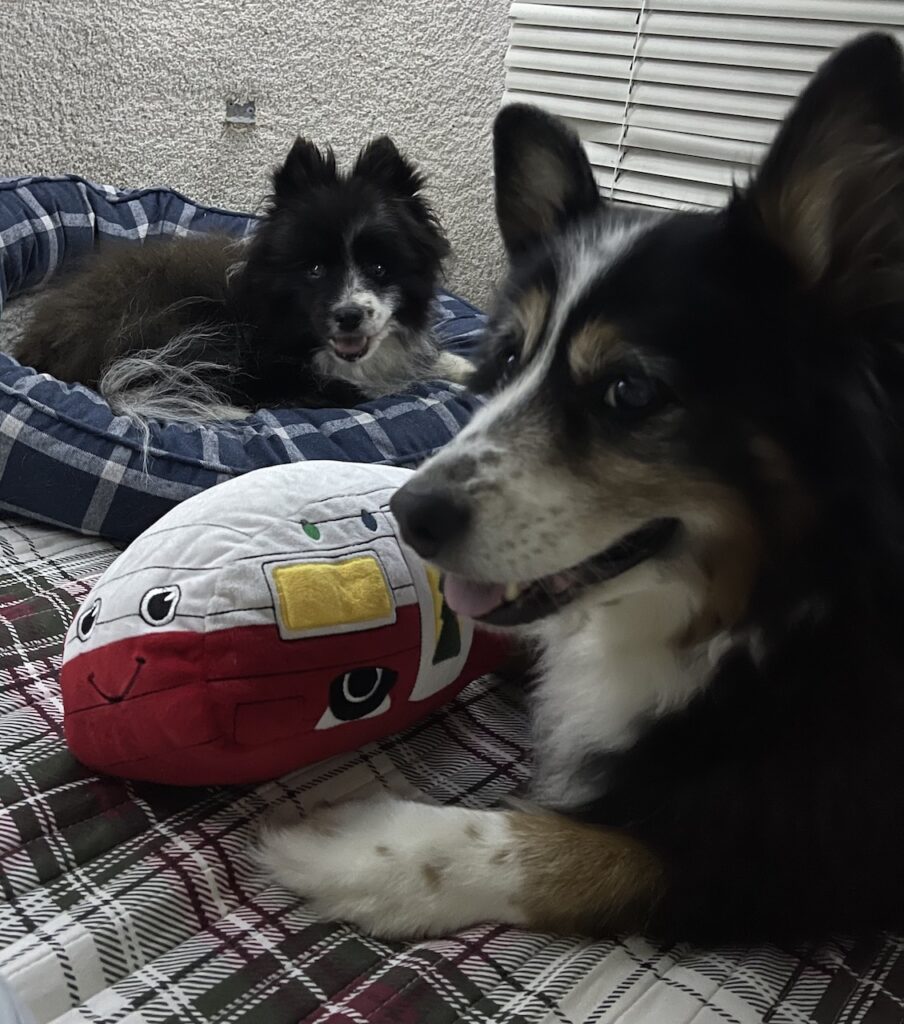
[390,480,471,559]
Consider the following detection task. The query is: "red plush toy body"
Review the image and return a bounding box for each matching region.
[61,462,507,785]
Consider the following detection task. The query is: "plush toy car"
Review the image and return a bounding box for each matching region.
[60,462,508,785]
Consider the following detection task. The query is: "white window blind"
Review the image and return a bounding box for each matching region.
[503,1,904,209]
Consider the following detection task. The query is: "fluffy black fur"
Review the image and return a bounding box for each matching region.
[493,34,904,941]
[18,135,450,413]
[372,34,904,946]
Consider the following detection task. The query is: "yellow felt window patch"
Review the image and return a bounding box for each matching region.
[426,565,443,641]
[273,557,392,631]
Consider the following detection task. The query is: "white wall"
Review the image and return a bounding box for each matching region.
[0,0,511,305]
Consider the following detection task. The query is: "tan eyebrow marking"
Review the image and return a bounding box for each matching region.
[568,320,622,381]
[513,287,552,359]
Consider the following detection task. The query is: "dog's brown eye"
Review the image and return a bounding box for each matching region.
[604,374,664,415]
[368,263,387,280]
[304,264,325,280]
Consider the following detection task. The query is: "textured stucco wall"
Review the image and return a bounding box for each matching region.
[0,1,510,305]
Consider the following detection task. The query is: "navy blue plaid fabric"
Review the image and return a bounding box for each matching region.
[0,175,486,542]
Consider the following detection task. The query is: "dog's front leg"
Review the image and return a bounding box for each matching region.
[257,796,663,938]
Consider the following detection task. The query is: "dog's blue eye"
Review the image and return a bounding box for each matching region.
[304,264,325,280]
[604,375,663,414]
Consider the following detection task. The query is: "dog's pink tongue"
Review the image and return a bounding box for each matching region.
[442,575,506,619]
[333,335,368,356]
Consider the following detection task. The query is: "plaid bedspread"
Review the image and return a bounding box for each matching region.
[1,517,904,1023]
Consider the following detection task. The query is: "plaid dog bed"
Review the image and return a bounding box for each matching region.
[2,514,904,1023]
[0,176,485,543]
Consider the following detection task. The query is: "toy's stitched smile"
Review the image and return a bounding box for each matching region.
[87,656,146,704]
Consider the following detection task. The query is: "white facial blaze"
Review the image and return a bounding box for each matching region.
[334,273,396,337]
[407,216,661,583]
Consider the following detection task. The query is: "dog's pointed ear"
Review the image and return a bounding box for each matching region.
[272,137,337,197]
[734,33,904,305]
[353,136,425,197]
[353,136,449,260]
[493,104,601,258]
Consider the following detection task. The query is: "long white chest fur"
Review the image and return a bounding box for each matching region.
[526,554,724,810]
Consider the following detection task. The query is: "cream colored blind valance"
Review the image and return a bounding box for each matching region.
[503,1,904,209]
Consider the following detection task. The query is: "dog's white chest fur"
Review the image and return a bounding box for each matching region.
[526,556,721,810]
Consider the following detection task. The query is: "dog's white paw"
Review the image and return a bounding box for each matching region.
[256,796,527,939]
[433,351,474,386]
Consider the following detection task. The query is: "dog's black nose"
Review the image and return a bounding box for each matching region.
[333,305,364,331]
[391,483,471,559]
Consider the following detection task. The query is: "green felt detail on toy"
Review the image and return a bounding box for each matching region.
[433,601,462,665]
[302,522,321,540]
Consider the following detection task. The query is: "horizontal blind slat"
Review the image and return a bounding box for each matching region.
[506,46,810,95]
[585,142,756,186]
[502,90,779,143]
[508,25,831,70]
[593,168,728,205]
[611,190,705,210]
[505,68,793,119]
[625,126,766,163]
[510,5,904,42]
[512,0,904,21]
[561,119,766,162]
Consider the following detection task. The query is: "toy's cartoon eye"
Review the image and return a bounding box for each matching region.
[328,666,397,722]
[76,599,101,641]
[139,585,181,626]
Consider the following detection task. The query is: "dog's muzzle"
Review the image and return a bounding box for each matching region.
[391,480,679,626]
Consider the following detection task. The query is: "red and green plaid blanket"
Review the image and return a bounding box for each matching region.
[0,514,902,1024]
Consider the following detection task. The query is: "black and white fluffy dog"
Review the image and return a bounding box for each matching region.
[259,34,904,944]
[18,136,469,417]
